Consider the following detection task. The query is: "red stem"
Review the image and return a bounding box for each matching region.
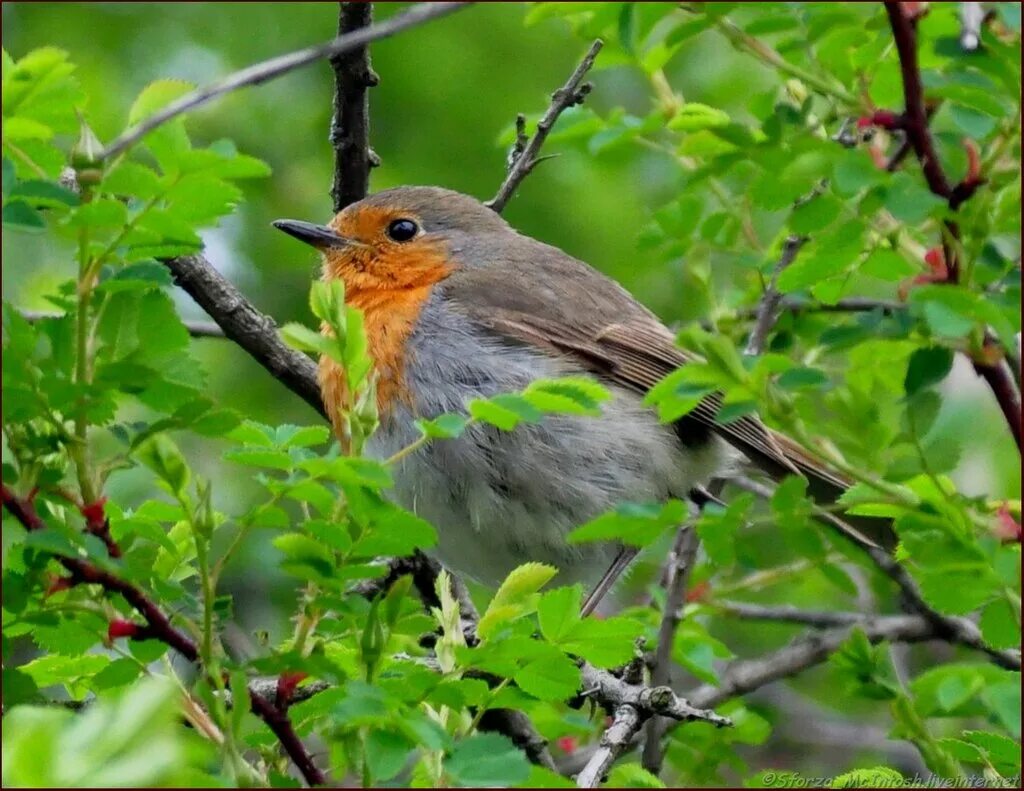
[1,484,325,786]
[882,0,1022,453]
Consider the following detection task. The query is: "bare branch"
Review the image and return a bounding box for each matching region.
[98,2,469,161]
[0,485,326,786]
[330,2,379,211]
[579,662,732,727]
[732,296,905,320]
[161,254,325,419]
[714,601,881,628]
[576,704,642,788]
[685,614,936,710]
[730,475,1021,671]
[640,525,698,775]
[744,235,808,356]
[486,39,603,213]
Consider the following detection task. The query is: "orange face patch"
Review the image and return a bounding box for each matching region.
[317,205,453,430]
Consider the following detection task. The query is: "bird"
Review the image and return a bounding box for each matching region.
[274,186,887,605]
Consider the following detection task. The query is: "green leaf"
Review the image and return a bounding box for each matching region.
[667,102,730,132]
[444,733,530,788]
[513,654,580,701]
[128,79,193,124]
[365,728,414,783]
[904,346,954,395]
[100,162,162,199]
[979,598,1021,650]
[280,323,335,357]
[3,201,45,229]
[67,198,128,229]
[521,377,611,417]
[7,179,79,208]
[134,434,190,498]
[961,730,1022,776]
[558,616,645,667]
[478,562,558,638]
[606,763,666,788]
[568,499,687,547]
[789,195,841,234]
[417,413,470,439]
[538,585,583,643]
[883,174,946,223]
[469,394,543,431]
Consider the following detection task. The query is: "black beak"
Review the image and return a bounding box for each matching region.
[272,219,352,249]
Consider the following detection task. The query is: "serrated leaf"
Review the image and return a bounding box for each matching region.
[513,654,580,701]
[568,499,687,547]
[444,733,530,788]
[537,585,583,643]
[128,79,193,125]
[469,395,543,431]
[417,413,470,439]
[979,598,1020,650]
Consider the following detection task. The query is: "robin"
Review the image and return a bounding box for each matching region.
[274,186,885,601]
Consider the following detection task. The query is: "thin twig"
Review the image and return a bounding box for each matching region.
[330,2,378,211]
[18,309,225,339]
[737,297,906,319]
[640,525,699,775]
[0,485,326,786]
[714,601,880,628]
[98,2,468,161]
[730,475,1021,670]
[486,39,603,213]
[744,235,808,356]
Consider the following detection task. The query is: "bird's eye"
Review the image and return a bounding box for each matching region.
[386,218,419,242]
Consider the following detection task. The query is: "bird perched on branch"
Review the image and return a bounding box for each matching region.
[275,186,888,606]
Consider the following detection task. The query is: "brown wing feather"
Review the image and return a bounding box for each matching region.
[441,235,893,548]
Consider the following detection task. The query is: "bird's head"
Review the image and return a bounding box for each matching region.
[274,186,509,293]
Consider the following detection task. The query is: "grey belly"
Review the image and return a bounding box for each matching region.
[363,296,728,588]
[370,397,725,588]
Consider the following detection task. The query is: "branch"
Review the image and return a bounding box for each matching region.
[736,297,906,319]
[575,704,641,788]
[98,2,468,161]
[685,613,936,710]
[714,601,889,628]
[0,485,326,786]
[743,235,809,356]
[883,1,951,199]
[161,254,325,419]
[730,475,1021,671]
[18,309,226,339]
[486,39,603,213]
[640,525,699,775]
[577,661,732,786]
[330,2,379,211]
[881,0,1021,451]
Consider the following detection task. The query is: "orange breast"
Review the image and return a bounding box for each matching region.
[317,242,452,435]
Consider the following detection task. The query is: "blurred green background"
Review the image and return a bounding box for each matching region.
[3,4,1018,779]
[3,0,782,631]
